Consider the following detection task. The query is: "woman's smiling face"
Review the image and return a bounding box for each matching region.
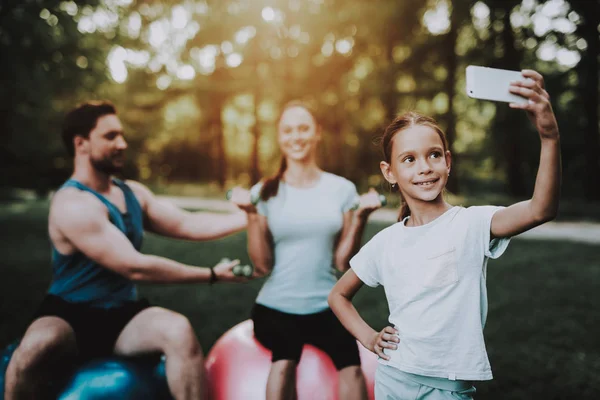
[277,106,321,162]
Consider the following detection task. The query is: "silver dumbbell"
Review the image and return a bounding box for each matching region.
[219,258,254,278]
[225,190,260,205]
[350,194,387,211]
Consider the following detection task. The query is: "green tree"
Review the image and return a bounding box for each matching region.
[0,0,111,193]
[568,0,600,200]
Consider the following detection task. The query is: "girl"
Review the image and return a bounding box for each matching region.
[230,100,383,400]
[328,70,561,399]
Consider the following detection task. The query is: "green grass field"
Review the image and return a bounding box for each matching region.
[1,200,599,399]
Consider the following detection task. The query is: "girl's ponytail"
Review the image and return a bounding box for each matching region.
[398,197,411,222]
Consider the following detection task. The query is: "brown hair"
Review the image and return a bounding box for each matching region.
[260,100,319,201]
[380,111,449,221]
[62,101,116,157]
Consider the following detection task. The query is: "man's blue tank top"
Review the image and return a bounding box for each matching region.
[48,179,144,308]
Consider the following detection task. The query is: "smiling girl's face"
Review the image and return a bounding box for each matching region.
[381,124,451,205]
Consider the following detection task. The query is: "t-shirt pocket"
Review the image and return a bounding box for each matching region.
[420,247,458,288]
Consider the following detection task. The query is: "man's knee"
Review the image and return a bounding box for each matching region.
[13,317,77,369]
[160,313,200,356]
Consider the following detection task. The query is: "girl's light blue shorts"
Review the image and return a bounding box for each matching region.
[375,364,477,400]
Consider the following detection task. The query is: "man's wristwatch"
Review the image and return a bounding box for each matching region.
[209,267,217,285]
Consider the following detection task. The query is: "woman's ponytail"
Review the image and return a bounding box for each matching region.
[260,157,287,201]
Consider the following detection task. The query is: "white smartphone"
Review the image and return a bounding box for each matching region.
[466,65,528,105]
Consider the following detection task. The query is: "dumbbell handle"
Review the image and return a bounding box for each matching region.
[233,264,254,278]
[220,258,254,278]
[226,189,260,205]
[350,194,387,211]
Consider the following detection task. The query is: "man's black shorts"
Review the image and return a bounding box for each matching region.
[251,303,361,370]
[34,295,151,361]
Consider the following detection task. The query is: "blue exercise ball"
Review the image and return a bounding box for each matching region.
[1,341,20,400]
[1,339,171,400]
[58,355,171,400]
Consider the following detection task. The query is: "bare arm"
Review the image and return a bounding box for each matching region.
[128,181,248,241]
[328,270,398,360]
[246,213,275,276]
[54,193,243,283]
[228,187,274,276]
[491,70,561,238]
[334,189,382,272]
[334,212,369,272]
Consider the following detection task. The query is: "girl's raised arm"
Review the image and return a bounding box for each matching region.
[491,69,561,238]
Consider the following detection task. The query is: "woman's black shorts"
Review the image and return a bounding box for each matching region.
[251,303,361,370]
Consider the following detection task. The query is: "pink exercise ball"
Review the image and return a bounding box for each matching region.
[205,320,377,400]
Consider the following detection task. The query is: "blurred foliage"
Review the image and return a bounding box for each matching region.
[0,0,115,191]
[1,0,598,202]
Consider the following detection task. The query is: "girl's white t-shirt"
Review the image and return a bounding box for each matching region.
[350,206,511,381]
[252,172,357,314]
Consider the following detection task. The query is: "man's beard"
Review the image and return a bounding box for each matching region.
[90,154,125,175]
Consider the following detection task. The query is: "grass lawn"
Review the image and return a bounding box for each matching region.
[1,200,599,399]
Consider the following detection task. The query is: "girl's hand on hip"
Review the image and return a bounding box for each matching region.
[509,69,559,140]
[369,326,399,361]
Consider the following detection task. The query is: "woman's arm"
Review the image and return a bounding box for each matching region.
[334,189,382,272]
[328,270,398,360]
[228,187,274,276]
[246,213,275,276]
[491,69,561,238]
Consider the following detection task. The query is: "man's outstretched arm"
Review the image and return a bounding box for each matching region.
[54,193,243,283]
[128,181,248,241]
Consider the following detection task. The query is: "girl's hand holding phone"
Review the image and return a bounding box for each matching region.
[509,69,559,140]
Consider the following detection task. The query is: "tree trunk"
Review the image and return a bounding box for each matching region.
[383,26,399,124]
[579,0,600,200]
[212,105,226,189]
[250,89,261,185]
[442,4,460,193]
[211,56,228,189]
[490,1,528,197]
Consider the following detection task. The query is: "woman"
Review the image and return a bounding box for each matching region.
[231,100,382,400]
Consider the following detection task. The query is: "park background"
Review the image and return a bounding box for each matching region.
[1,0,599,398]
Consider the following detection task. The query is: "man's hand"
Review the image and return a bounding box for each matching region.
[212,258,251,282]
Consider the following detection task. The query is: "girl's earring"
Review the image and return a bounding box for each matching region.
[391,183,398,190]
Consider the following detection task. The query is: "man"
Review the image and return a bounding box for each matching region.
[4,101,248,400]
